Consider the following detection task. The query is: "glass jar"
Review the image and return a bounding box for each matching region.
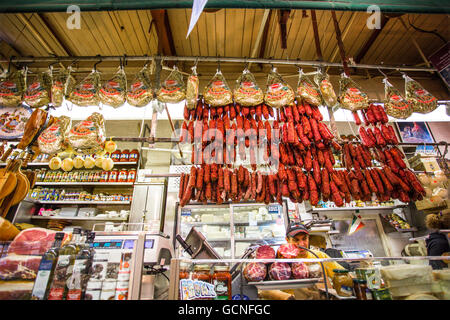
[212,265,231,300]
[192,265,211,282]
[118,169,128,182]
[332,269,354,297]
[179,263,190,280]
[120,149,130,162]
[111,150,122,162]
[129,149,139,163]
[108,169,118,182]
[353,279,367,300]
[127,169,137,183]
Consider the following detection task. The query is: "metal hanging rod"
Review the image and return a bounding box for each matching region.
[0,55,437,73]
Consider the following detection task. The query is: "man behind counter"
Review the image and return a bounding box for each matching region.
[259,222,345,300]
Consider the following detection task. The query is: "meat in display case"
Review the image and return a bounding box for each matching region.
[174,201,289,259]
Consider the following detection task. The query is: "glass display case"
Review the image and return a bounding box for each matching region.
[174,201,289,259]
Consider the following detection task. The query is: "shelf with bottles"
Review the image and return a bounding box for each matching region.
[35,167,137,185]
[308,200,408,212]
[27,187,133,204]
[30,215,128,221]
[380,213,418,233]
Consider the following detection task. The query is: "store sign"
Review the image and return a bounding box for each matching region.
[429,42,450,87]
[181,208,192,216]
[179,279,216,300]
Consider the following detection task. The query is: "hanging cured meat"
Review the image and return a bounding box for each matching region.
[338,73,369,111]
[404,74,438,114]
[67,112,106,154]
[185,66,199,110]
[99,67,127,108]
[296,68,322,107]
[203,69,233,107]
[264,68,295,109]
[314,70,338,107]
[68,69,101,106]
[383,79,413,119]
[37,115,71,155]
[23,70,52,108]
[51,67,75,108]
[126,64,153,107]
[0,69,26,108]
[156,65,185,103]
[234,68,264,107]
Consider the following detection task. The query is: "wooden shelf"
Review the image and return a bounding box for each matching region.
[309,205,407,212]
[35,182,134,186]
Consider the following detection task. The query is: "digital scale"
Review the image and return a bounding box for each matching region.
[341,249,374,259]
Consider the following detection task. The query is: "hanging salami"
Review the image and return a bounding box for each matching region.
[338,73,369,111]
[383,79,413,119]
[0,69,26,108]
[203,69,233,107]
[185,65,199,110]
[99,66,127,108]
[314,70,337,107]
[23,69,52,108]
[234,68,264,106]
[37,115,71,154]
[126,64,153,107]
[264,67,294,109]
[68,69,101,106]
[67,112,106,154]
[156,65,185,103]
[296,68,322,107]
[404,74,438,114]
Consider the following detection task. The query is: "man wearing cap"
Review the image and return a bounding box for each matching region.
[259,222,345,300]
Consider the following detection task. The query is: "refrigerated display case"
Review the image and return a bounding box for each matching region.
[174,201,289,259]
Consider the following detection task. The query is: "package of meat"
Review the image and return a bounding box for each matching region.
[67,112,106,154]
[37,115,71,155]
[23,70,52,108]
[0,281,34,300]
[305,262,322,278]
[268,262,292,280]
[157,65,185,103]
[203,69,233,107]
[404,74,438,114]
[99,66,127,108]
[383,79,413,119]
[314,70,338,107]
[0,69,26,107]
[255,245,276,260]
[338,73,369,111]
[50,66,75,108]
[0,255,42,280]
[264,67,294,108]
[234,68,264,107]
[291,262,309,279]
[243,262,267,282]
[296,68,322,106]
[277,244,300,259]
[185,66,199,110]
[7,228,69,256]
[126,64,153,107]
[68,69,101,106]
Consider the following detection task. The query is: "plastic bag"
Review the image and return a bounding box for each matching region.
[23,69,52,108]
[0,69,26,107]
[203,69,233,107]
[383,79,413,119]
[185,66,199,110]
[67,112,106,154]
[37,115,71,154]
[338,73,369,111]
[314,70,337,107]
[404,74,438,114]
[126,64,153,107]
[264,67,294,108]
[156,66,185,103]
[51,67,75,108]
[233,68,264,106]
[296,68,322,106]
[68,69,101,106]
[99,67,127,108]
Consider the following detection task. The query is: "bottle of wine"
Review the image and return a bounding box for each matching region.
[47,228,83,300]
[30,232,66,300]
[66,231,96,300]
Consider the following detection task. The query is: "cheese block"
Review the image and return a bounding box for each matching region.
[381,264,432,281]
[389,283,432,297]
[404,293,439,300]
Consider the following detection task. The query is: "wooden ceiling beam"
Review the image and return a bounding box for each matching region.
[278,9,291,49]
[258,10,272,59]
[37,13,74,57]
[354,14,389,64]
[310,9,323,61]
[150,9,176,57]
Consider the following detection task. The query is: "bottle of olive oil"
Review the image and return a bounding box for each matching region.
[47,228,82,300]
[66,231,96,300]
[30,232,66,300]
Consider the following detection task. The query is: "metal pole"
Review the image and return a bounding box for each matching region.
[1,55,437,73]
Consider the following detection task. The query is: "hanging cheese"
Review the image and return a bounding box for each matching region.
[61,157,74,172]
[156,66,185,103]
[404,74,438,114]
[296,68,322,106]
[68,69,101,106]
[67,112,106,155]
[84,156,95,169]
[338,73,369,111]
[99,67,127,108]
[51,67,75,107]
[264,68,294,108]
[185,66,199,110]
[383,79,413,119]
[314,70,338,107]
[203,70,233,107]
[48,156,62,170]
[0,69,26,108]
[24,70,52,108]
[234,68,264,107]
[37,116,71,155]
[73,156,84,169]
[127,65,153,107]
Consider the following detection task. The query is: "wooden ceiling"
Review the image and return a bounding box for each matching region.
[0,9,448,84]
